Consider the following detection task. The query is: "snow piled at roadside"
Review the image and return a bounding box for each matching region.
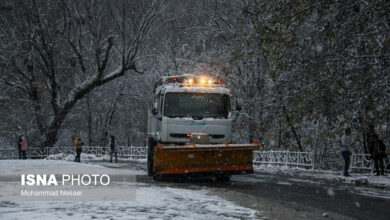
[255,164,390,187]
[45,153,107,161]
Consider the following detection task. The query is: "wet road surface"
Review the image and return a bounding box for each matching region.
[89,160,390,220]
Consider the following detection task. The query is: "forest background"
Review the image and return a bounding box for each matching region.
[1,0,389,168]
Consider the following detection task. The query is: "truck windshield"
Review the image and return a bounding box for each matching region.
[164,93,230,119]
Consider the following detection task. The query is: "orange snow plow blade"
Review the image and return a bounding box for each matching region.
[153,143,259,176]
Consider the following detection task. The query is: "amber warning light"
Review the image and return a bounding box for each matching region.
[174,76,223,86]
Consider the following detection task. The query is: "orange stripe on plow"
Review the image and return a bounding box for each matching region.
[160,164,253,174]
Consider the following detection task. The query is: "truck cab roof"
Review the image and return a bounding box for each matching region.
[154,75,230,96]
[162,85,230,95]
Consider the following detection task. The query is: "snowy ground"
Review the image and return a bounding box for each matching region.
[0,185,257,220]
[255,164,390,188]
[0,160,258,220]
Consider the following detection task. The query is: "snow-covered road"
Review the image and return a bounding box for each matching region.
[0,160,258,220]
[2,159,390,220]
[85,159,390,220]
[0,185,257,220]
[119,160,389,220]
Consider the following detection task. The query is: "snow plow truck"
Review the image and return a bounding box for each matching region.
[147,74,259,180]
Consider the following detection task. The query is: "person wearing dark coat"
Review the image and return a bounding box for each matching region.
[17,135,22,159]
[369,133,385,176]
[108,135,118,163]
[19,135,28,160]
[367,125,380,175]
[377,139,387,175]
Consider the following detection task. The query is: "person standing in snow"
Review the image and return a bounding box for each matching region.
[369,134,385,176]
[366,125,385,176]
[377,138,387,176]
[17,135,22,159]
[74,134,83,163]
[19,135,28,160]
[108,135,118,163]
[340,127,352,176]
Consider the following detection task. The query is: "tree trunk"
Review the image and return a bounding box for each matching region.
[87,94,92,146]
[248,122,255,142]
[282,106,303,151]
[41,113,67,147]
[387,111,389,147]
[31,91,44,136]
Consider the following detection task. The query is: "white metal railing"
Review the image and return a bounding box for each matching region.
[0,146,146,160]
[253,150,314,168]
[351,154,372,170]
[116,146,147,158]
[1,147,386,172]
[0,149,18,159]
[350,153,389,172]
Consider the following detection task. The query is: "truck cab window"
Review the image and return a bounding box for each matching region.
[164,93,230,119]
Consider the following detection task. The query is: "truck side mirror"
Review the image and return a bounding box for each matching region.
[236,100,243,111]
[152,102,158,115]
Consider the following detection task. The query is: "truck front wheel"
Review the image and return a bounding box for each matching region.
[147,138,156,176]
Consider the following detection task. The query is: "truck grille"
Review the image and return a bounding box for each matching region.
[170,133,188,138]
[209,135,225,139]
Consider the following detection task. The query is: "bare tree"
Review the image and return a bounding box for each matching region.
[0,0,162,147]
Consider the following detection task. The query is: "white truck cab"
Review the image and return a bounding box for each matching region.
[148,74,234,145]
